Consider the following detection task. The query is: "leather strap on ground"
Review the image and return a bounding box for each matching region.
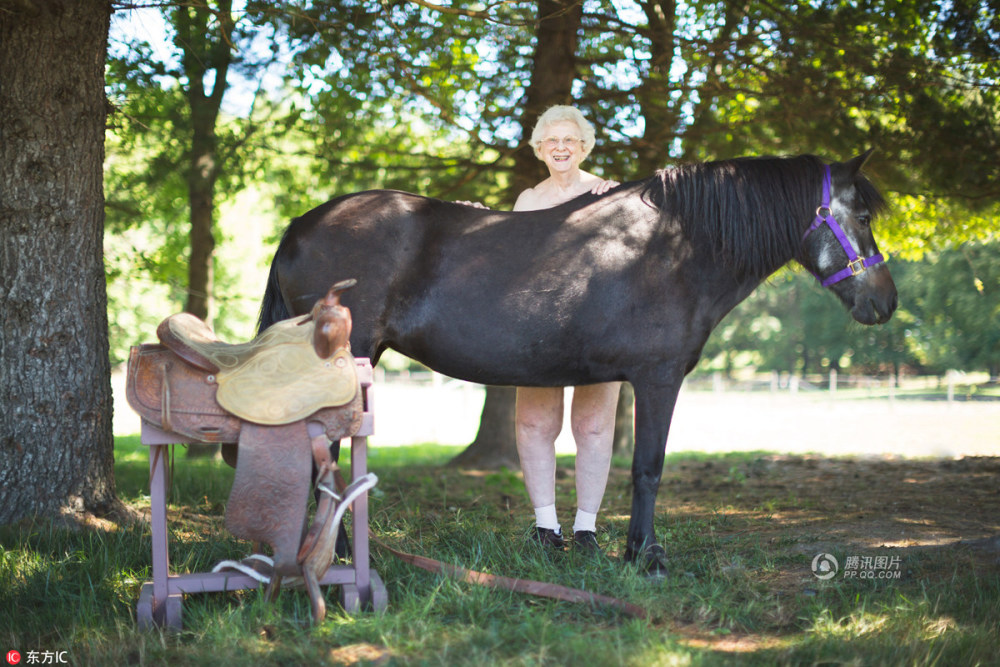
[333,470,649,620]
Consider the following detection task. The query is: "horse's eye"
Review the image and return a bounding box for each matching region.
[858,213,872,227]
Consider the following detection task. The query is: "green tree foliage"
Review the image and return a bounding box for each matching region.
[904,241,1000,377]
[109,0,1000,233]
[701,267,918,378]
[105,0,999,378]
[105,40,191,348]
[105,3,299,358]
[701,240,1000,379]
[105,2,290,318]
[248,0,538,206]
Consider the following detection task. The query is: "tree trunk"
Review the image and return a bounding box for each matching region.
[176,0,233,324]
[450,0,584,470]
[612,382,635,458]
[449,386,520,469]
[0,0,115,524]
[175,1,234,458]
[510,0,584,194]
[636,0,679,174]
[186,173,216,322]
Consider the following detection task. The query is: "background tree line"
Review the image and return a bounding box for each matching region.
[1,0,996,522]
[104,0,999,463]
[700,243,1000,381]
[104,0,1000,343]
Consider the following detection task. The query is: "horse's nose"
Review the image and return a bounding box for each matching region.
[851,273,897,325]
[874,288,898,324]
[871,266,898,323]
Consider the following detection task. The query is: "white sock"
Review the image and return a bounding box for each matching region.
[534,504,561,533]
[573,509,597,534]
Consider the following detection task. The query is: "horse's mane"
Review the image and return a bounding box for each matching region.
[641,154,886,278]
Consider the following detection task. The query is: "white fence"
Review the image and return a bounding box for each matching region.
[684,369,995,403]
[112,367,999,456]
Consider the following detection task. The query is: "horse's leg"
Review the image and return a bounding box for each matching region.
[625,374,683,575]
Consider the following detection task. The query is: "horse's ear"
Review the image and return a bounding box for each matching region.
[845,148,876,175]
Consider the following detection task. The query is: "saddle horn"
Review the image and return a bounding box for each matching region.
[307,279,357,359]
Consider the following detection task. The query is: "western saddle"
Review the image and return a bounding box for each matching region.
[126,279,377,624]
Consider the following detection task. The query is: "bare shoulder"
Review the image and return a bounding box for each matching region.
[513,186,547,212]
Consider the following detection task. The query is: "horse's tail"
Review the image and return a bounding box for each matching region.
[257,251,290,334]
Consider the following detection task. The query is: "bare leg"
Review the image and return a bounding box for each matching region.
[515,386,565,530]
[570,382,621,531]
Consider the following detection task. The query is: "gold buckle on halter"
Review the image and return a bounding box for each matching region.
[848,258,867,276]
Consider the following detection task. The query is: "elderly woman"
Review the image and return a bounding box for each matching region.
[512,105,620,555]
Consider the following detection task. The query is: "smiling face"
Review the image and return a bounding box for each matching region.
[536,120,587,175]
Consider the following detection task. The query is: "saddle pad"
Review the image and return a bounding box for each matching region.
[216,346,358,425]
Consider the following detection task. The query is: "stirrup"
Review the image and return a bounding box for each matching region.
[297,472,378,574]
[211,553,275,584]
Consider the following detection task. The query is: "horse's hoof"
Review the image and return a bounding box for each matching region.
[626,544,668,578]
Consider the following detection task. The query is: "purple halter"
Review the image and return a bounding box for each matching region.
[803,165,886,287]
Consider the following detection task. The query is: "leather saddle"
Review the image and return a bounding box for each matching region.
[126,279,375,624]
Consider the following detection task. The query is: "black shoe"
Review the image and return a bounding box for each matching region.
[530,526,566,550]
[572,530,602,556]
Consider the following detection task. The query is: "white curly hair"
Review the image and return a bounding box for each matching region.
[530,105,597,160]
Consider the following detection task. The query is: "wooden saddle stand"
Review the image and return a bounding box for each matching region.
[126,279,387,629]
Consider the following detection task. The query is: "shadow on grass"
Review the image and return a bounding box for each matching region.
[1,439,997,665]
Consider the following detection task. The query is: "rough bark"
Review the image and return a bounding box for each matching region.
[0,0,115,523]
[450,0,584,470]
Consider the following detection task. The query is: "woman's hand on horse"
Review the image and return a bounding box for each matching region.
[591,180,620,195]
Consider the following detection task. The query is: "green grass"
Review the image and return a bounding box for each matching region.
[1,440,998,665]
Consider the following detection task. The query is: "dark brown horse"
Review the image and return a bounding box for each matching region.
[258,151,898,573]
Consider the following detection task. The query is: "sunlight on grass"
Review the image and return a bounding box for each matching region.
[4,443,997,665]
[922,615,958,639]
[810,608,891,638]
[1,546,47,588]
[367,443,464,468]
[113,434,146,461]
[621,641,697,666]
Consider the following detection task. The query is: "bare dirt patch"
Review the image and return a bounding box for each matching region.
[428,451,1000,583]
[652,454,1000,551]
[594,453,1000,650]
